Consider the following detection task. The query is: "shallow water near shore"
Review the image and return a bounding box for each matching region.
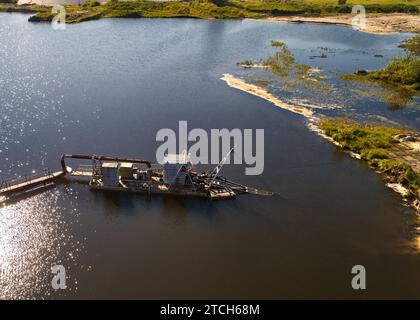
[0,14,419,299]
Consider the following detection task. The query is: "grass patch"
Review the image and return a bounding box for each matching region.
[320,117,401,154]
[320,117,420,200]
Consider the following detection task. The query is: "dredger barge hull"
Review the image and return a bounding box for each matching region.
[0,154,255,203]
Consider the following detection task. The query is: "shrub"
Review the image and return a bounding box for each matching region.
[82,0,101,9]
[361,148,389,161]
[369,56,420,86]
[337,5,351,13]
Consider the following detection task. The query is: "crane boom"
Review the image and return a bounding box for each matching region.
[209,146,235,188]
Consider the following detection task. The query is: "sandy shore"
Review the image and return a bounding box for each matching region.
[260,13,420,35]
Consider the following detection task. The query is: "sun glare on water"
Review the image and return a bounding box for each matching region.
[0,189,80,299]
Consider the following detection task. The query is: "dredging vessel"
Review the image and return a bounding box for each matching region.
[0,151,271,204]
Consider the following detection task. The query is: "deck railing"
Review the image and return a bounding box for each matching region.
[0,168,54,191]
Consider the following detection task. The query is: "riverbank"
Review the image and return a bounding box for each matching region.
[221,74,420,212]
[0,1,419,34]
[261,13,420,35]
[319,118,420,212]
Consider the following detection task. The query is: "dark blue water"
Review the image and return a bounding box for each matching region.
[0,13,419,299]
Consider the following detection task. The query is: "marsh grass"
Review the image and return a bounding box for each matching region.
[343,73,418,110]
[341,36,420,109]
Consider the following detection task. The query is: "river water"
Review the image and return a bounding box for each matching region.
[0,13,419,299]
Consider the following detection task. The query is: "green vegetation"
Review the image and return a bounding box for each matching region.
[270,40,284,47]
[265,40,311,78]
[320,118,420,200]
[229,0,420,15]
[342,35,420,109]
[237,40,330,92]
[81,0,101,9]
[344,36,420,90]
[369,59,420,91]
[343,73,418,109]
[400,35,420,57]
[255,79,269,86]
[320,117,401,154]
[1,0,419,24]
[237,60,256,67]
[26,1,258,23]
[0,3,46,13]
[237,41,304,76]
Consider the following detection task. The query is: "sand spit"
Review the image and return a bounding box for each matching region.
[221,74,314,117]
